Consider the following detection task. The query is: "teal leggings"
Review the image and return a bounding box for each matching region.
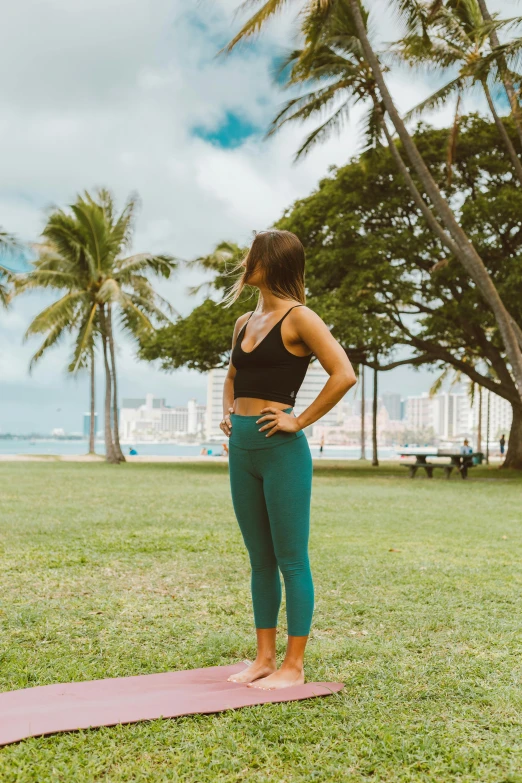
[228,408,314,637]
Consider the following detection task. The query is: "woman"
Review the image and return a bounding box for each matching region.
[220,229,356,690]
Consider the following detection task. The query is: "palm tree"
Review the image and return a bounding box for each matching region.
[17,190,178,463]
[267,1,473,267]
[473,0,522,146]
[186,241,248,296]
[396,0,522,186]
[221,0,522,404]
[0,229,21,307]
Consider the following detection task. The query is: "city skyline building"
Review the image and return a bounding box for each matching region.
[120,394,206,441]
[470,388,512,442]
[381,392,403,421]
[82,412,99,438]
[405,387,513,445]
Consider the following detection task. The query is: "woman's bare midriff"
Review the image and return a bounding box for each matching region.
[233,397,293,416]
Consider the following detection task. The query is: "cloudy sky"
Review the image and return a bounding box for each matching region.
[0,0,501,434]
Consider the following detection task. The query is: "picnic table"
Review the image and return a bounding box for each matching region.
[398,451,484,479]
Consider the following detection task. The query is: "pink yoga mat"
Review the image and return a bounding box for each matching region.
[0,663,344,746]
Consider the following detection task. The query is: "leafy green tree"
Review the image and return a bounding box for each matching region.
[16,190,177,463]
[275,114,522,467]
[221,0,522,401]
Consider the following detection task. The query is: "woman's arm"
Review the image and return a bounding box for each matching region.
[220,312,251,437]
[292,307,357,431]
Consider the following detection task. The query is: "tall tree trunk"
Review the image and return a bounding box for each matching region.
[377,109,460,254]
[486,390,491,465]
[89,347,96,455]
[477,385,482,453]
[502,404,522,470]
[482,82,522,187]
[349,0,522,400]
[360,364,366,460]
[99,305,118,464]
[372,363,379,467]
[107,302,126,462]
[476,0,522,148]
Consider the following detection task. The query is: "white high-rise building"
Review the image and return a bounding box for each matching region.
[405,386,512,444]
[469,388,512,441]
[205,362,345,441]
[433,392,472,440]
[294,363,342,427]
[406,393,435,432]
[406,391,472,441]
[206,368,229,441]
[120,395,205,441]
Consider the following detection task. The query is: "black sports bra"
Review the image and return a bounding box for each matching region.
[231,304,314,407]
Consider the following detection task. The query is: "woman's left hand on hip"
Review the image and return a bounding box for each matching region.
[256,408,301,437]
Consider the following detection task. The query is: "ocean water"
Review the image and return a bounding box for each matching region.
[0,439,399,460]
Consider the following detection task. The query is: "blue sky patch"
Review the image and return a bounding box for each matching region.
[0,250,33,273]
[192,110,262,148]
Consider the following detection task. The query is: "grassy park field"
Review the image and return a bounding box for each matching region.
[1,460,522,782]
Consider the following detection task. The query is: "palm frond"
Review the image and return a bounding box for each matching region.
[220,0,296,54]
[25,291,88,337]
[0,286,9,307]
[360,99,386,151]
[123,274,178,317]
[0,229,21,254]
[117,294,156,334]
[115,253,178,279]
[71,197,112,274]
[28,322,69,371]
[69,304,98,373]
[110,192,140,253]
[187,242,242,272]
[14,268,78,294]
[405,75,464,120]
[429,366,451,396]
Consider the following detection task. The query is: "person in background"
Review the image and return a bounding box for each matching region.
[222,442,229,456]
[129,447,138,456]
[460,439,473,456]
[319,435,324,457]
[500,434,506,456]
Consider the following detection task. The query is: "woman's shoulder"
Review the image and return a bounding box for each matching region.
[289,304,319,322]
[233,310,254,333]
[236,310,253,323]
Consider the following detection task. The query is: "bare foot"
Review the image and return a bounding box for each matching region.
[227,660,276,684]
[246,666,304,690]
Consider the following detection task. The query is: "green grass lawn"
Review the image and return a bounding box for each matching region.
[0,461,521,782]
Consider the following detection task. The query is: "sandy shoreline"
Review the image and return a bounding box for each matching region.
[0,454,230,463]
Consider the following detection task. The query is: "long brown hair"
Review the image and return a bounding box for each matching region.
[221,229,306,309]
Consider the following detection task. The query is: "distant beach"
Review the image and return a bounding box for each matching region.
[0,438,399,460]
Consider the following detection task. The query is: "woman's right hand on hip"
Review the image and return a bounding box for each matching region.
[220,407,234,437]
